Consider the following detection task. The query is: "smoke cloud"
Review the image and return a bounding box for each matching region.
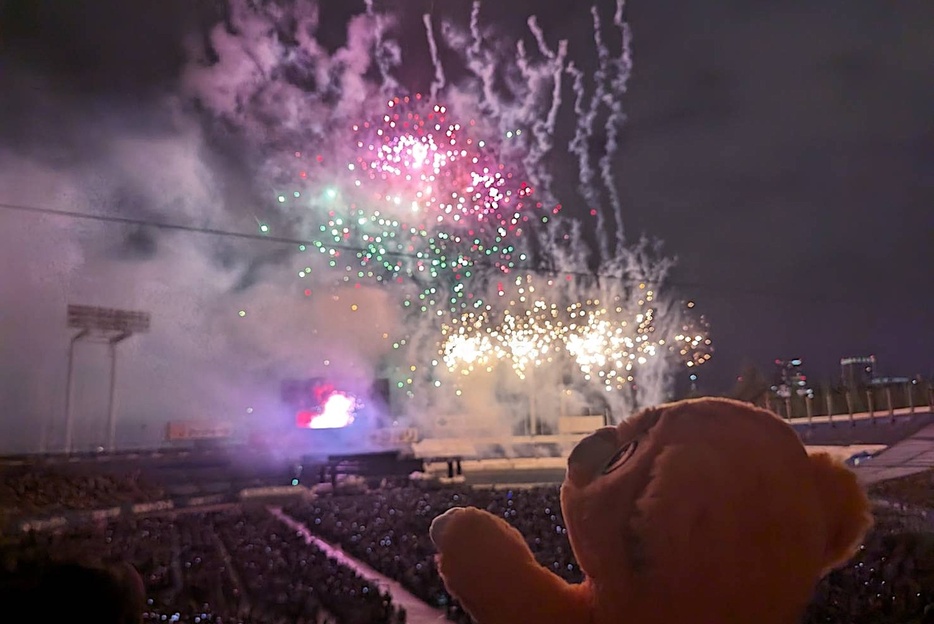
[0,0,707,455]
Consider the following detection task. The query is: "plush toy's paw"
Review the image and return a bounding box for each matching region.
[431,506,522,564]
[431,506,592,624]
[429,506,465,549]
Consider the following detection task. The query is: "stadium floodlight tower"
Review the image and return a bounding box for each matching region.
[64,305,150,454]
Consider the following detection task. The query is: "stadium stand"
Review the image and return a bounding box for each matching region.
[2,451,934,622]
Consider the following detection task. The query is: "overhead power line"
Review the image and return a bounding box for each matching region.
[0,200,867,304]
[0,200,649,281]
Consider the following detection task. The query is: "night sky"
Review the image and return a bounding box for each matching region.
[0,0,931,450]
[616,0,934,387]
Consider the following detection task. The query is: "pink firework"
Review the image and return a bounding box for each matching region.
[347,94,553,272]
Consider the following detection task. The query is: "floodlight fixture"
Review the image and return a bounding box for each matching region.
[63,305,151,454]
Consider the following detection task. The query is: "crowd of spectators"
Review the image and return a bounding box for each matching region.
[285,482,934,624]
[870,468,934,509]
[3,463,934,623]
[214,507,405,624]
[1,507,407,624]
[283,482,582,623]
[0,465,165,516]
[804,504,934,623]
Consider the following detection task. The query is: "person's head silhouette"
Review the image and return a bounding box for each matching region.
[23,559,145,624]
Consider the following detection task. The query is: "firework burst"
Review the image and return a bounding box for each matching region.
[226,0,712,422]
[280,95,556,321]
[440,273,711,392]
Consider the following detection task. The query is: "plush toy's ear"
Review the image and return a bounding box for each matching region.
[809,452,874,574]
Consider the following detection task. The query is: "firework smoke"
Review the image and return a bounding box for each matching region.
[0,0,711,452]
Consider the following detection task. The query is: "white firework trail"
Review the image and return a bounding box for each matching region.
[526,17,568,152]
[512,40,541,146]
[422,13,446,100]
[598,0,633,253]
[565,61,603,224]
[515,37,532,98]
[575,6,612,262]
[502,17,569,210]
[526,15,552,57]
[468,1,483,68]
[365,0,399,91]
[547,40,568,136]
[466,1,499,111]
[512,38,550,202]
[553,61,598,266]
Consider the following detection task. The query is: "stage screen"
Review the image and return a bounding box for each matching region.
[283,378,386,430]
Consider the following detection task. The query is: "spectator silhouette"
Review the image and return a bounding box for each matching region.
[2,559,145,624]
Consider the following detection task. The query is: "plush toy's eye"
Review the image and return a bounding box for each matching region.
[602,440,638,475]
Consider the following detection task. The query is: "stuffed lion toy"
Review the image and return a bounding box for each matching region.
[430,397,873,624]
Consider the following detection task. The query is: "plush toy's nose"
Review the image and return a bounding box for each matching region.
[567,426,620,487]
[430,506,465,548]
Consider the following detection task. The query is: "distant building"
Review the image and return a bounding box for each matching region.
[840,356,876,388]
[771,358,813,398]
[870,376,911,386]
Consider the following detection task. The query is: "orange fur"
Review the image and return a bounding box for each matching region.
[431,397,873,624]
